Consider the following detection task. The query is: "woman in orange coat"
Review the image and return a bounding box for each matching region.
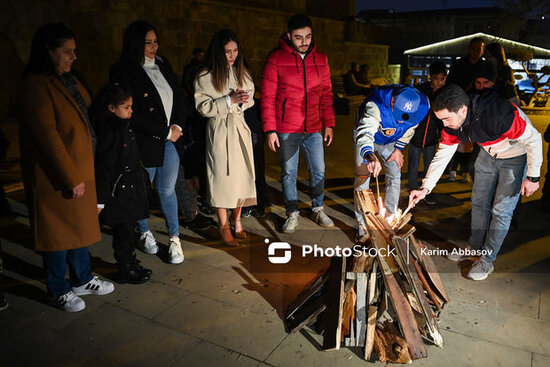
[18,23,113,312]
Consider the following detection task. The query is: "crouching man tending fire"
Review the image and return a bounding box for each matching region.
[409,84,543,281]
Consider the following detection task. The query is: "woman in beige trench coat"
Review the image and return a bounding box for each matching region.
[18,23,113,312]
[195,29,256,247]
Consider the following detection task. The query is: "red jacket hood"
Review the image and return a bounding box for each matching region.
[260,34,335,134]
[278,33,317,56]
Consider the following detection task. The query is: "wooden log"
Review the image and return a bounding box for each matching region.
[365,263,378,361]
[284,273,328,320]
[366,213,393,245]
[374,324,413,364]
[410,235,450,303]
[356,272,368,347]
[395,212,413,232]
[395,224,416,240]
[342,287,356,344]
[355,189,379,216]
[367,224,428,359]
[322,256,347,351]
[364,305,377,360]
[375,212,394,234]
[367,261,378,305]
[408,233,423,261]
[412,256,443,312]
[393,236,443,348]
[286,296,326,333]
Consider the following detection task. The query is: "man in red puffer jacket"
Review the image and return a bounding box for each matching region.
[261,13,336,233]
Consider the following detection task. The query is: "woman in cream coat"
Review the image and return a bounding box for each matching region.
[195,29,256,247]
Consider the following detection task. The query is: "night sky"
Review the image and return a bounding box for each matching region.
[356,0,496,12]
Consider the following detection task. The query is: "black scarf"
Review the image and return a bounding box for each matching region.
[57,72,97,152]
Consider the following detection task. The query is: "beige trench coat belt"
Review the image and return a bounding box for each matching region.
[221,112,254,178]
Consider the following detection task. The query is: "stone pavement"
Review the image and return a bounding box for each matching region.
[1,114,549,366]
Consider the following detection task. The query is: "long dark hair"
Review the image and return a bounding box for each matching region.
[90,83,133,130]
[120,20,159,65]
[202,29,249,93]
[24,23,75,76]
[486,43,509,67]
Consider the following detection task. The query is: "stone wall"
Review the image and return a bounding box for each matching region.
[387,64,402,84]
[0,0,390,118]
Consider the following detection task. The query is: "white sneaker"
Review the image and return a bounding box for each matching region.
[72,276,115,296]
[446,245,472,262]
[312,209,334,228]
[137,230,159,254]
[51,291,85,312]
[282,214,299,233]
[168,237,184,264]
[467,258,494,281]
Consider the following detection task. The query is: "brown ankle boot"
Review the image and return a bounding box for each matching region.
[219,225,239,247]
[233,220,247,240]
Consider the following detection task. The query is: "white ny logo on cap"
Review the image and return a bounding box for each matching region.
[403,102,413,111]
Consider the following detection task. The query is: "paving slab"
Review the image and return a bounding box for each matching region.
[101,279,190,319]
[533,353,550,367]
[172,340,260,367]
[152,257,281,316]
[266,324,533,367]
[441,272,540,318]
[58,303,202,366]
[413,330,532,367]
[440,299,550,356]
[153,293,287,361]
[539,289,550,322]
[81,355,121,367]
[1,289,106,332]
[0,310,97,366]
[264,327,382,367]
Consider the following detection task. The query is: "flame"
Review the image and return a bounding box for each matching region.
[377,196,386,218]
[376,195,403,228]
[390,209,403,229]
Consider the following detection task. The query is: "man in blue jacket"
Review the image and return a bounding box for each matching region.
[354,86,429,240]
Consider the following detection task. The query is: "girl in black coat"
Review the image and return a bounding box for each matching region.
[92,84,151,284]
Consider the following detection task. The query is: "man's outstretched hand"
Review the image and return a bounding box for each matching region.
[409,188,429,208]
[363,152,382,177]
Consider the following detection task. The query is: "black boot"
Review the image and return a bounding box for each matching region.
[0,292,8,311]
[118,261,152,284]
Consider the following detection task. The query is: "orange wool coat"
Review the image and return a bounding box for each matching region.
[18,74,101,251]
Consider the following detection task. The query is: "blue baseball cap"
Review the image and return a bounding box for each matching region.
[392,87,426,124]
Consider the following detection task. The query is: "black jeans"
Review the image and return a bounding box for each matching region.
[111,221,136,265]
[407,144,436,190]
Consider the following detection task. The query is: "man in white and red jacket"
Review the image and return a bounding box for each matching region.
[410,84,542,281]
[261,14,336,233]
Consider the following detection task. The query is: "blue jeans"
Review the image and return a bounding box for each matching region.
[470,149,526,262]
[278,132,325,215]
[137,141,180,237]
[42,247,93,298]
[355,142,402,234]
[407,144,436,190]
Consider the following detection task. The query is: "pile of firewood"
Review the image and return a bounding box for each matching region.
[284,189,449,364]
